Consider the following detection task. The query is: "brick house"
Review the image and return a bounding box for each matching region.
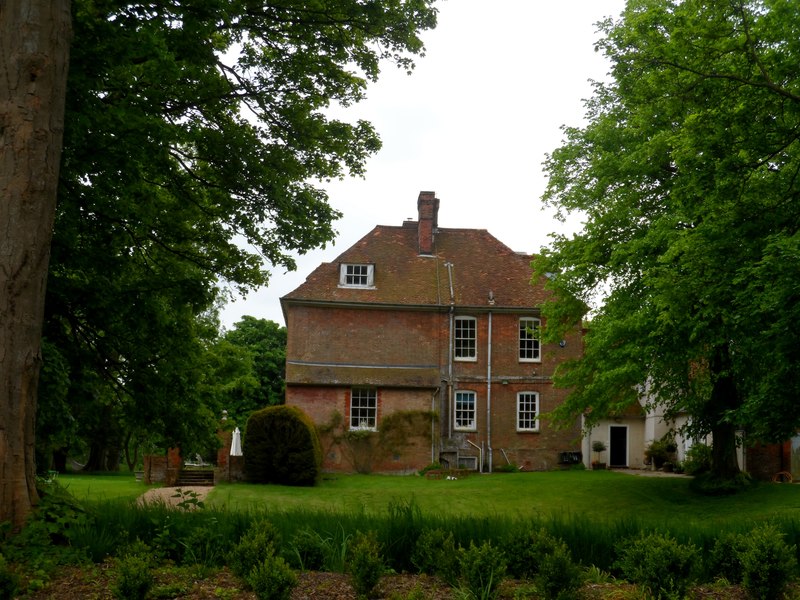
[280,191,583,474]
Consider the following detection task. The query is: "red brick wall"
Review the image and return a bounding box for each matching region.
[286,306,583,473]
[746,441,790,480]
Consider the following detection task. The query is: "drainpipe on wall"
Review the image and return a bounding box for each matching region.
[430,388,439,464]
[446,262,455,441]
[486,310,493,473]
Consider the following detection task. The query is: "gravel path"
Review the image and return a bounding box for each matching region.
[136,485,213,507]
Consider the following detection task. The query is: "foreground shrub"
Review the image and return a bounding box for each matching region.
[348,530,385,598]
[411,528,459,585]
[112,552,153,600]
[708,531,748,583]
[244,405,322,486]
[0,555,18,600]
[229,520,282,580]
[459,540,506,600]
[248,554,297,600]
[739,524,797,600]
[286,527,326,571]
[503,528,580,600]
[615,532,697,599]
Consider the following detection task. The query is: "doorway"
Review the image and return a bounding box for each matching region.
[609,425,628,467]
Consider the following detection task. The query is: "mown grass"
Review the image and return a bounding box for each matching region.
[58,471,158,503]
[205,470,800,527]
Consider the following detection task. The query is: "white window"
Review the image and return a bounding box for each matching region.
[454,390,476,430]
[517,392,539,432]
[454,316,477,361]
[339,263,375,288]
[350,388,377,430]
[519,318,541,362]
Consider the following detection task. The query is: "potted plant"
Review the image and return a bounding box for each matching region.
[591,440,607,470]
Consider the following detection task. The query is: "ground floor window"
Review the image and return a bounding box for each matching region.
[517,391,539,432]
[455,390,476,430]
[350,387,377,430]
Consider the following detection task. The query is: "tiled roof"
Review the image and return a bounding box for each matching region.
[282,222,549,310]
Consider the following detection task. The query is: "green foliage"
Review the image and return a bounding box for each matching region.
[739,524,797,600]
[229,520,283,580]
[417,462,444,476]
[112,551,154,600]
[708,532,748,583]
[244,405,322,486]
[534,0,800,480]
[0,555,18,600]
[222,317,287,420]
[683,443,713,476]
[383,500,422,572]
[247,554,297,600]
[458,541,507,600]
[503,527,581,599]
[644,436,677,470]
[689,471,754,496]
[348,530,385,599]
[615,532,698,599]
[38,0,438,476]
[411,528,459,585]
[286,528,326,571]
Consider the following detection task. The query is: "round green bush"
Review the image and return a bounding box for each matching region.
[244,405,322,486]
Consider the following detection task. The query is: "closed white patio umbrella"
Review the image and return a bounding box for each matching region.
[230,427,243,456]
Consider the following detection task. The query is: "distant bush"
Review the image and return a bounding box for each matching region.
[286,528,326,571]
[682,444,712,476]
[244,405,322,486]
[615,532,697,599]
[690,471,753,496]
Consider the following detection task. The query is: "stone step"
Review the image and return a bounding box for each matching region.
[174,469,215,487]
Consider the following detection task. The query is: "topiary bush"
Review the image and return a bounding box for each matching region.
[229,520,283,580]
[244,405,322,486]
[503,528,581,600]
[411,528,459,585]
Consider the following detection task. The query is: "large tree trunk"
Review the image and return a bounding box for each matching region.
[708,345,742,480]
[0,0,71,530]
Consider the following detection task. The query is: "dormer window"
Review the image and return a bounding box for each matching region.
[339,263,375,288]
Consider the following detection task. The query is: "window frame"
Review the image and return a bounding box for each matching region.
[349,387,377,431]
[339,263,375,288]
[518,317,541,363]
[454,390,477,431]
[454,316,477,362]
[517,391,540,432]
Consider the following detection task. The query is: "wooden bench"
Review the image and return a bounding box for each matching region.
[425,468,472,480]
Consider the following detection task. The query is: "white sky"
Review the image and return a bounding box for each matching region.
[221,0,626,329]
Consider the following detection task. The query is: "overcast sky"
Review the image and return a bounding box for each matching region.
[220,0,627,329]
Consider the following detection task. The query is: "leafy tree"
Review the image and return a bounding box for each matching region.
[2,0,437,526]
[534,0,800,481]
[221,316,287,423]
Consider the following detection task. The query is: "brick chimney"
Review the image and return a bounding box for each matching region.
[417,191,439,255]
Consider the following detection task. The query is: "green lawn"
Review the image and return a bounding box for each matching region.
[58,471,158,503]
[60,470,800,528]
[208,470,800,526]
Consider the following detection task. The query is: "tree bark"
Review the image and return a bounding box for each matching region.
[0,0,71,529]
[708,345,742,480]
